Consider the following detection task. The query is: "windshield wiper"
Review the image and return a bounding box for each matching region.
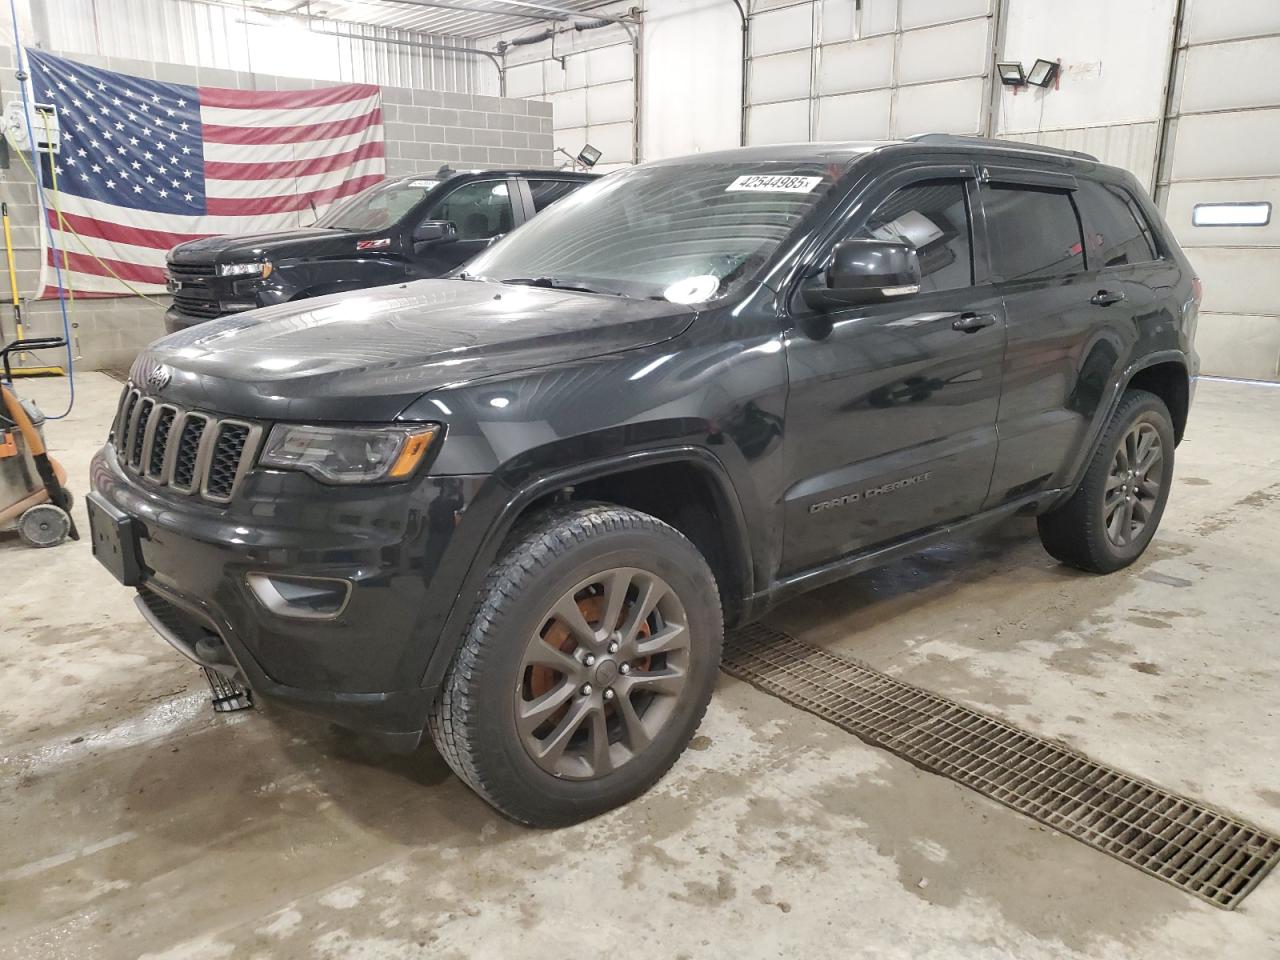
[499,276,624,297]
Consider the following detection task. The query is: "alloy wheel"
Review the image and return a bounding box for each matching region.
[516,567,690,780]
[1103,421,1163,547]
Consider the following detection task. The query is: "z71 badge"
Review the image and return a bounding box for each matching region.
[356,238,391,251]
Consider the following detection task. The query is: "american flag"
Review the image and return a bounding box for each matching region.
[25,50,386,298]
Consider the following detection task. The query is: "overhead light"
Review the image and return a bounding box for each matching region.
[996,61,1025,86]
[1192,202,1271,227]
[576,143,602,168]
[1026,58,1059,87]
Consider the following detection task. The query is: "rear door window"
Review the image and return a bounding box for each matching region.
[981,184,1085,281]
[1074,181,1158,267]
[434,180,516,241]
[528,179,581,213]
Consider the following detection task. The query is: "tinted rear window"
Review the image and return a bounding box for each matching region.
[1075,181,1158,267]
[981,184,1085,282]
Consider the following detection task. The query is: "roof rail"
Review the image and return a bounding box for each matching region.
[905,133,1098,163]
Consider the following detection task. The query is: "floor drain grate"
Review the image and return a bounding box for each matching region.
[723,623,1280,910]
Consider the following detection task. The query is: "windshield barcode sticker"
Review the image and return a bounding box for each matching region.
[726,175,823,193]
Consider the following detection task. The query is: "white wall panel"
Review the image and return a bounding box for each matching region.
[821,0,898,40]
[901,0,990,31]
[45,0,486,92]
[750,50,813,105]
[817,35,895,95]
[1165,180,1280,249]
[1194,314,1280,380]
[747,99,810,144]
[586,80,634,126]
[894,78,985,136]
[640,0,740,159]
[583,121,634,164]
[1179,37,1280,115]
[1184,0,1280,46]
[551,88,588,128]
[1169,110,1280,182]
[898,18,989,85]
[586,45,633,86]
[505,61,543,98]
[749,6,815,57]
[815,89,893,140]
[1184,249,1280,316]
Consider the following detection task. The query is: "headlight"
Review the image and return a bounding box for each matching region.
[218,261,272,278]
[260,423,440,484]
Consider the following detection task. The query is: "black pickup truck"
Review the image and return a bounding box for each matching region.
[93,135,1198,827]
[162,168,596,332]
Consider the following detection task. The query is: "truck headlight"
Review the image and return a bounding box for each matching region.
[260,423,440,484]
[218,261,272,278]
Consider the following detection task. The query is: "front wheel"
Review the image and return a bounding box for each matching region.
[1037,388,1175,573]
[429,503,722,827]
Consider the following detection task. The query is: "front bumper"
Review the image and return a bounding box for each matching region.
[90,441,486,746]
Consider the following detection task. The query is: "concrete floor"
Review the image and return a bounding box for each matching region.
[2,371,1278,959]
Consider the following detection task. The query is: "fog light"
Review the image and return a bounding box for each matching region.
[246,572,352,619]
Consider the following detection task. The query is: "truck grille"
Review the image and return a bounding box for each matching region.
[172,294,222,320]
[167,261,217,280]
[112,386,263,503]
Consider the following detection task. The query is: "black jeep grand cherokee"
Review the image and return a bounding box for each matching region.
[89,135,1199,826]
[163,167,594,332]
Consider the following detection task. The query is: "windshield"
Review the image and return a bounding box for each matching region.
[316,178,440,231]
[463,161,840,301]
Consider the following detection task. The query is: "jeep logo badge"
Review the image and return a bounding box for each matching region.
[145,363,172,391]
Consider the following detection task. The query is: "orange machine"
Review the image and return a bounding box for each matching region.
[0,338,77,547]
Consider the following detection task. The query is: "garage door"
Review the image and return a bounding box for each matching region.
[745,0,994,144]
[1161,0,1280,381]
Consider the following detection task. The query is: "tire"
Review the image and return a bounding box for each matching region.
[429,502,723,827]
[18,503,71,548]
[1037,389,1175,573]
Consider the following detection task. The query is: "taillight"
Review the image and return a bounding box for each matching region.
[1191,276,1203,308]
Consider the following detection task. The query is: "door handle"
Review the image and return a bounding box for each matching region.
[1090,289,1125,306]
[952,312,998,333]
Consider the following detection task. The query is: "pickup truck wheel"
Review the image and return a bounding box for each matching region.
[428,503,722,827]
[1037,388,1175,573]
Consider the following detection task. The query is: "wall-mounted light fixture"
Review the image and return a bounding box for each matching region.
[996,61,1026,86]
[577,143,602,168]
[1026,58,1060,88]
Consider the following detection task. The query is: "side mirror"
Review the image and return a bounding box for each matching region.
[802,238,922,312]
[413,220,457,245]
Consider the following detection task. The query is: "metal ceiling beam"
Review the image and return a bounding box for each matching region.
[376,0,636,26]
[369,0,568,23]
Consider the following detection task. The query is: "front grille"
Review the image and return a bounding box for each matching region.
[111,386,262,503]
[207,423,250,499]
[167,261,217,280]
[172,293,222,319]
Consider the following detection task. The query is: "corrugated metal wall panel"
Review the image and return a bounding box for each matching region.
[42,0,487,92]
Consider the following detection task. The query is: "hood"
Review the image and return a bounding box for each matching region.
[139,279,696,422]
[167,227,375,265]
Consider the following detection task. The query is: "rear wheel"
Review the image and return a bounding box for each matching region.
[1037,389,1175,573]
[429,503,722,826]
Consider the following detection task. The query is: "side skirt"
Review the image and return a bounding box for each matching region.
[743,489,1062,618]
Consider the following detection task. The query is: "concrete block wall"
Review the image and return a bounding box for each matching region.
[0,43,552,372]
[380,87,553,175]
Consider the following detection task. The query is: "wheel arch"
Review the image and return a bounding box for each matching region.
[1053,350,1191,511]
[418,446,755,693]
